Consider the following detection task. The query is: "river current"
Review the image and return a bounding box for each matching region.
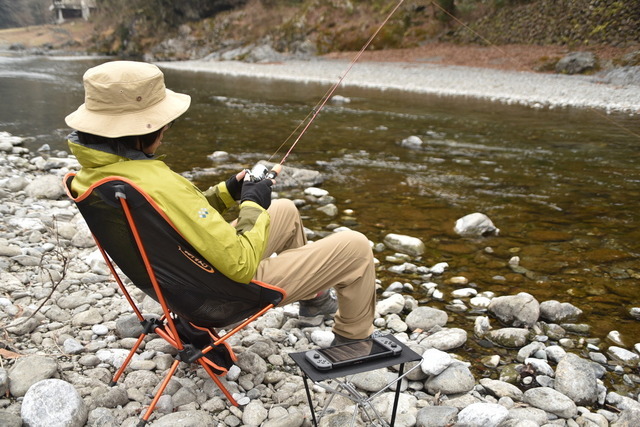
[1,55,639,352]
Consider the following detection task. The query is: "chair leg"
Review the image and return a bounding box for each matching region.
[138,359,181,425]
[199,358,239,406]
[110,333,146,386]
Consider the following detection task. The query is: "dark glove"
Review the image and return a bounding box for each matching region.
[225,174,244,201]
[241,179,273,210]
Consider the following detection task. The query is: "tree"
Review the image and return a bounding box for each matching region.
[435,0,456,22]
[0,0,27,28]
[0,0,51,29]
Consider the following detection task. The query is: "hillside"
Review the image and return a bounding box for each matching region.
[0,0,638,72]
[0,21,92,51]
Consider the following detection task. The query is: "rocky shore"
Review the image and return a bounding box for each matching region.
[0,131,639,427]
[155,58,640,114]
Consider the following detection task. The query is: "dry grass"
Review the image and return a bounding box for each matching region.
[0,21,93,49]
[324,42,638,72]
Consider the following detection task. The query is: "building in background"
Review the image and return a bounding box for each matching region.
[51,0,96,24]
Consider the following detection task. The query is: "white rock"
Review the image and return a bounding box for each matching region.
[607,346,640,367]
[454,212,499,237]
[310,330,334,347]
[377,293,406,316]
[207,151,229,161]
[96,348,137,368]
[331,95,351,103]
[400,135,423,149]
[304,187,329,197]
[383,233,425,257]
[606,330,625,346]
[21,379,88,427]
[429,262,448,274]
[457,403,509,427]
[420,348,452,376]
[448,276,469,285]
[524,357,555,377]
[420,282,438,290]
[451,288,477,298]
[470,296,492,309]
[421,328,467,351]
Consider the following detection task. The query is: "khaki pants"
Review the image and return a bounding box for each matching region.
[254,199,376,340]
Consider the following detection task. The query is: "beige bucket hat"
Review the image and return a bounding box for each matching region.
[65,61,191,138]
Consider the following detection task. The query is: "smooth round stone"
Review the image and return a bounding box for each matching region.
[92,324,109,335]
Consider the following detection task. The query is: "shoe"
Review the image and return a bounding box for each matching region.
[298,290,338,327]
[330,330,384,347]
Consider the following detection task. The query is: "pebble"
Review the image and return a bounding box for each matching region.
[607,330,626,346]
[451,287,477,298]
[91,324,109,335]
[429,262,449,275]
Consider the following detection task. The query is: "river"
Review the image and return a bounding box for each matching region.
[1,54,639,367]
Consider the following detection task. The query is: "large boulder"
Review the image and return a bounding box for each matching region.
[555,51,596,74]
[554,353,598,405]
[21,379,88,427]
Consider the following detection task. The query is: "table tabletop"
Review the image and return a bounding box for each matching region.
[289,334,422,383]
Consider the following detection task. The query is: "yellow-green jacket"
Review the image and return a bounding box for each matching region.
[67,132,270,284]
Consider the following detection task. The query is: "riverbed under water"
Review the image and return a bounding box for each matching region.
[1,55,639,376]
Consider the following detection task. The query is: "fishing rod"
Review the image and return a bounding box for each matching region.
[248,0,407,180]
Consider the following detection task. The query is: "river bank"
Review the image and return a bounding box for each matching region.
[156,58,640,114]
[0,133,639,426]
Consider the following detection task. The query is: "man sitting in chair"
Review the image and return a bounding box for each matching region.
[64,60,377,346]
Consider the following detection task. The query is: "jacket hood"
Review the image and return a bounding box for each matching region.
[67,131,156,169]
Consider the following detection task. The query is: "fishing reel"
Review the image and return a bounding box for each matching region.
[245,164,278,182]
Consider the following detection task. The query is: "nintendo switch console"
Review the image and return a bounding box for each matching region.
[305,335,402,371]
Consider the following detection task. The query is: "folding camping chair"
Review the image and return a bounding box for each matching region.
[63,173,286,426]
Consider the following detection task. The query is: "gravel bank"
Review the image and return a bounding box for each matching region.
[157,59,640,113]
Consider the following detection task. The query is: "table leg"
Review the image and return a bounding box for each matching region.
[390,363,405,426]
[302,372,318,427]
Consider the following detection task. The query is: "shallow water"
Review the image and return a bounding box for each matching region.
[2,56,639,354]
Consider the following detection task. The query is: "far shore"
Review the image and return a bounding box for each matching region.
[0,22,637,113]
[157,58,640,114]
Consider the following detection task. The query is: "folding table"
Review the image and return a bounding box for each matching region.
[290,335,422,426]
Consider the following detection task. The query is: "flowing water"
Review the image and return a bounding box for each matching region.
[2,55,639,372]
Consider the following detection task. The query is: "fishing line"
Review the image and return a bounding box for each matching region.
[431,1,640,140]
[268,0,407,165]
